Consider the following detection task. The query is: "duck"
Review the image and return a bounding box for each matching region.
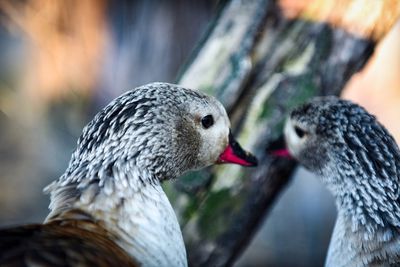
[283,96,400,267]
[0,82,257,267]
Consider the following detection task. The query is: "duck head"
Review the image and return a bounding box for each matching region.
[283,96,400,197]
[62,82,257,184]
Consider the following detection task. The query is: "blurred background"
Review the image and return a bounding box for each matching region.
[0,1,399,266]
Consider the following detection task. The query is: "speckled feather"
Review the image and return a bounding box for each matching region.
[0,82,232,267]
[286,97,400,267]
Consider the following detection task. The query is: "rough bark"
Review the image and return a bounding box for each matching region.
[164,0,398,266]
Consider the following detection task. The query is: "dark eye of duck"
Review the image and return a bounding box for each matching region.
[201,115,214,129]
[294,125,306,138]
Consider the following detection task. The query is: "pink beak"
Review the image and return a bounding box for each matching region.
[271,149,291,158]
[268,136,293,159]
[217,131,258,167]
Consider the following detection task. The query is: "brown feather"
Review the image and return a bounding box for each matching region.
[0,210,139,267]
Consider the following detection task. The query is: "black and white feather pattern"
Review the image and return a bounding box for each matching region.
[0,82,233,267]
[286,97,400,267]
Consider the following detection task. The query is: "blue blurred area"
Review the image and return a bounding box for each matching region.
[236,168,336,267]
[98,0,215,102]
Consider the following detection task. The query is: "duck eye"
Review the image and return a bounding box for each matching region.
[294,125,306,138]
[201,115,214,129]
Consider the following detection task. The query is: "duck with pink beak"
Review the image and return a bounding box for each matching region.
[0,83,257,267]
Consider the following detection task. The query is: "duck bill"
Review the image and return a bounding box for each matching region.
[268,135,293,159]
[271,149,291,157]
[217,131,258,167]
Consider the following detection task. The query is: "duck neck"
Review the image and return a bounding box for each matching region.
[326,209,400,267]
[45,164,187,267]
[333,181,400,236]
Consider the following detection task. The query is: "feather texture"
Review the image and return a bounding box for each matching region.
[0,82,254,267]
[0,210,138,267]
[285,96,400,267]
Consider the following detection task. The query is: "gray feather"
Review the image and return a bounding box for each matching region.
[286,97,400,267]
